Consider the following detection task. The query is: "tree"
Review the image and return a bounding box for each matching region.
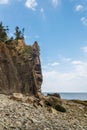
[21,28,24,39]
[14,26,25,40]
[0,22,9,42]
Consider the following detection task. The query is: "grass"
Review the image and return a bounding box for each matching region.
[21,46,32,56]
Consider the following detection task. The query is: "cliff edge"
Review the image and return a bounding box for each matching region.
[0,40,43,96]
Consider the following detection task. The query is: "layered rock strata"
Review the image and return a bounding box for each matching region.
[0,40,42,95]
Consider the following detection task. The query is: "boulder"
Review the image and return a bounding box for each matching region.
[44,96,62,106]
[10,93,23,101]
[47,93,61,98]
[44,96,66,112]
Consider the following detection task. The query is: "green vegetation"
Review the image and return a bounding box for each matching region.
[54,104,66,112]
[21,46,32,57]
[0,21,25,44]
[0,22,9,42]
[14,26,24,40]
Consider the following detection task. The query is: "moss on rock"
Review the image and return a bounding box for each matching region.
[55,104,66,112]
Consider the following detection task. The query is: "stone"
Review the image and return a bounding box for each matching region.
[0,124,4,130]
[25,96,35,104]
[10,93,23,101]
[44,96,62,106]
[0,94,87,130]
[38,100,44,107]
[47,93,61,98]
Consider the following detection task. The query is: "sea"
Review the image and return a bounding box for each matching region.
[43,92,87,100]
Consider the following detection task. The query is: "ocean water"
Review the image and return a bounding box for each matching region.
[60,93,87,100]
[43,92,87,100]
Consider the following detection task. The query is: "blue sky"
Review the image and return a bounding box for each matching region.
[0,0,87,92]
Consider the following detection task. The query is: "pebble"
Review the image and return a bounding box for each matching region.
[0,124,4,130]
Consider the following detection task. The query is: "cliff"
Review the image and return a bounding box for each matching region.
[0,40,43,96]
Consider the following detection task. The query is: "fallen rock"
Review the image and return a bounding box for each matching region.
[54,104,66,112]
[44,96,62,106]
[26,96,35,104]
[44,96,66,112]
[47,93,61,98]
[10,93,23,101]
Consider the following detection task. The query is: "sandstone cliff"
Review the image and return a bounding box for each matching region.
[0,40,43,95]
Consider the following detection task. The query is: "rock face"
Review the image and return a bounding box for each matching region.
[0,40,43,95]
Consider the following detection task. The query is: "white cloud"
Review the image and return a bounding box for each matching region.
[40,8,44,13]
[71,60,83,65]
[50,62,59,66]
[42,69,87,92]
[62,57,71,62]
[47,62,60,67]
[81,17,87,26]
[25,0,38,11]
[52,0,61,8]
[42,61,87,92]
[75,4,83,12]
[42,57,87,92]
[58,55,72,62]
[71,60,87,77]
[81,46,87,53]
[0,0,9,4]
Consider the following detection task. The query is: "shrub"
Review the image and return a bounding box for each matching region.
[0,22,9,42]
[21,46,32,57]
[14,26,24,41]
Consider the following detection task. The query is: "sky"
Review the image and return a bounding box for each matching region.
[0,0,87,92]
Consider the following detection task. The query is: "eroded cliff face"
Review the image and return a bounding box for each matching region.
[0,40,43,95]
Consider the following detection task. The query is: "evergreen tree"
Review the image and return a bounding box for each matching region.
[14,26,25,40]
[0,22,9,42]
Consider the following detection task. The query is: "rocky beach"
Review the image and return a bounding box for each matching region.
[0,26,87,130]
[0,93,87,130]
